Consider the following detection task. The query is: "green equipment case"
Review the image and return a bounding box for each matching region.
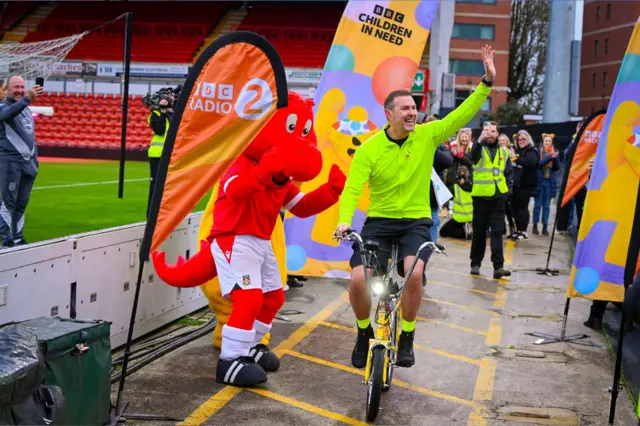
[18,317,112,425]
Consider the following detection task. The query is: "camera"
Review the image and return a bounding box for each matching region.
[142,85,182,110]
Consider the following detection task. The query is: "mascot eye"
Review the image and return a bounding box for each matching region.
[302,119,312,137]
[286,114,298,133]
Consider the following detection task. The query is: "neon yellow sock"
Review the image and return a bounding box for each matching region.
[357,318,371,329]
[402,319,416,333]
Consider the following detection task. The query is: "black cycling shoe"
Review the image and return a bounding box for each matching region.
[216,356,267,386]
[351,324,374,368]
[249,343,280,372]
[396,330,415,367]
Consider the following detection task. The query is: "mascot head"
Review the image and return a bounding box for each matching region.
[243,91,322,184]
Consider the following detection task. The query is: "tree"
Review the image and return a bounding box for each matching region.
[508,0,549,113]
[496,100,529,125]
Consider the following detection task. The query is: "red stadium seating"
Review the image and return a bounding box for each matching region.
[0,1,39,34]
[238,2,343,68]
[32,92,155,151]
[22,2,230,63]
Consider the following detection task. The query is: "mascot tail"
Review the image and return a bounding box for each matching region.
[152,239,218,288]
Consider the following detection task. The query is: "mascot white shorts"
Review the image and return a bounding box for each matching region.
[211,235,283,298]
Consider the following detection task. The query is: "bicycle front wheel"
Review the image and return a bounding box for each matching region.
[366,346,385,421]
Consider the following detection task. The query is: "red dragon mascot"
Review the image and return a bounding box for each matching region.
[151,91,346,387]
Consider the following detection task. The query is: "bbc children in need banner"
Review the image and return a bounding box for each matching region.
[284,0,439,278]
[566,16,640,302]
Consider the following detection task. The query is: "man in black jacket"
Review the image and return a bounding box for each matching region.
[468,122,513,279]
[429,143,454,242]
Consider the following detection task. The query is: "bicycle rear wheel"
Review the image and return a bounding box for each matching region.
[366,346,385,421]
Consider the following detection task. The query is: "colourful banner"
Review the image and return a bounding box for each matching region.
[283,0,439,278]
[561,112,606,207]
[566,16,640,302]
[141,32,288,258]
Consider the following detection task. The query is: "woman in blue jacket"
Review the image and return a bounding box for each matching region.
[531,133,561,235]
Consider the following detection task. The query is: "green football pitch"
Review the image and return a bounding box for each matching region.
[24,159,210,244]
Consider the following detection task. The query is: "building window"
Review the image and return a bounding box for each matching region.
[452,24,495,40]
[592,72,597,89]
[605,38,609,54]
[596,6,601,22]
[449,59,485,76]
[606,3,611,20]
[603,72,608,88]
[594,39,599,56]
[455,91,491,112]
[455,0,496,4]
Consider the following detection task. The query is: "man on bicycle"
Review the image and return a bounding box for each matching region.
[334,45,496,369]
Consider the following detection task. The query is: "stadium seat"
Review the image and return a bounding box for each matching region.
[22,2,231,63]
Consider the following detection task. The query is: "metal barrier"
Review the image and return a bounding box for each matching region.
[0,212,208,349]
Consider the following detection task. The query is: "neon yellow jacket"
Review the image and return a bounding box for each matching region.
[338,82,492,226]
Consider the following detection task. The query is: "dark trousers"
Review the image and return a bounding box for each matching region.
[505,196,515,234]
[0,160,37,244]
[439,218,467,239]
[147,157,160,218]
[470,196,506,269]
[511,187,534,232]
[557,186,587,231]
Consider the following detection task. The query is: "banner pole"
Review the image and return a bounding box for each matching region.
[608,309,627,425]
[525,297,599,346]
[118,11,133,199]
[113,260,145,419]
[536,213,560,276]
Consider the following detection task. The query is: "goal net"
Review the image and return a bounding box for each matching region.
[0,32,86,82]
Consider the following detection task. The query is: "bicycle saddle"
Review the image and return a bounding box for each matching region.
[364,240,380,251]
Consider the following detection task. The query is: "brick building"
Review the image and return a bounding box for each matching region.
[579,0,640,115]
[428,0,511,117]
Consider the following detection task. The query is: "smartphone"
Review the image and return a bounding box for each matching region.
[35,77,44,87]
[483,121,491,129]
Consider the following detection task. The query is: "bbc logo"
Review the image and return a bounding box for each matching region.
[373,4,404,24]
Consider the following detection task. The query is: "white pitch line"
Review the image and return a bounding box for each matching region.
[33,178,149,190]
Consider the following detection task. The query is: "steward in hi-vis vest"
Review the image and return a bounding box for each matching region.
[146,99,172,217]
[468,121,513,279]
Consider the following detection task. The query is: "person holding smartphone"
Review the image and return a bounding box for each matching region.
[0,74,43,247]
[467,120,513,279]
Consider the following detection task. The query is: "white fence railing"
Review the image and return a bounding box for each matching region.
[0,212,208,349]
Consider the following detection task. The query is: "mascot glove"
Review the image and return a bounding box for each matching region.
[328,164,346,194]
[256,148,290,182]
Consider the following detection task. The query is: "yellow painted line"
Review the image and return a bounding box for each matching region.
[414,343,482,366]
[427,266,510,284]
[178,387,243,426]
[485,317,502,346]
[493,285,507,308]
[422,297,501,315]
[416,316,488,336]
[318,321,482,366]
[180,291,348,425]
[283,349,473,407]
[467,358,497,426]
[428,279,497,296]
[468,240,512,425]
[248,388,369,426]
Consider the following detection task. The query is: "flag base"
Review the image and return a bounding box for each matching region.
[525,331,599,346]
[525,298,600,347]
[535,267,560,276]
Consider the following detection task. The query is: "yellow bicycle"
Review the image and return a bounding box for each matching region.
[335,229,447,421]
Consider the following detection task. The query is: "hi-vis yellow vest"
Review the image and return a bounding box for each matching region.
[147,110,169,158]
[471,145,509,197]
[452,184,473,223]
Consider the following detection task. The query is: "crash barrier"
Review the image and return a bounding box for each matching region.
[0,212,208,350]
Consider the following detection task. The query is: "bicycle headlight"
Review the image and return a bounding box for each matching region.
[369,277,385,296]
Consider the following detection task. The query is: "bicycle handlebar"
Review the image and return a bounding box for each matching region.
[333,229,447,256]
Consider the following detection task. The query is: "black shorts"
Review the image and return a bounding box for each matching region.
[349,217,434,276]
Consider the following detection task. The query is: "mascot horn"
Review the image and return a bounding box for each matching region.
[152,91,346,387]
